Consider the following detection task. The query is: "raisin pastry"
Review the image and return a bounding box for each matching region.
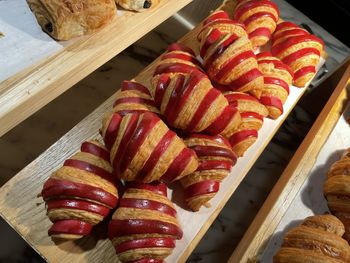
[324,148,350,242]
[151,43,241,137]
[233,0,280,48]
[224,92,268,156]
[197,11,264,96]
[108,182,182,262]
[271,21,324,87]
[100,111,199,183]
[256,52,293,119]
[41,140,118,239]
[116,0,159,12]
[274,215,350,262]
[113,80,160,115]
[27,0,116,40]
[181,134,237,211]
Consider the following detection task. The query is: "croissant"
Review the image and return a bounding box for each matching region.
[324,148,350,242]
[274,214,350,262]
[113,80,160,115]
[180,134,237,211]
[116,0,159,12]
[100,111,198,183]
[41,140,118,239]
[256,52,293,119]
[224,92,268,156]
[151,43,241,137]
[197,11,264,96]
[233,0,280,48]
[271,21,324,87]
[108,182,183,262]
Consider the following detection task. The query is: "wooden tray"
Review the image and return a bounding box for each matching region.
[0,2,326,263]
[230,61,350,263]
[0,0,193,137]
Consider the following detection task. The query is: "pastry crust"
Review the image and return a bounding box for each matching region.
[274,215,350,263]
[27,0,116,40]
[116,0,160,12]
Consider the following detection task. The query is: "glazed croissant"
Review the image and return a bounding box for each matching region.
[224,92,268,156]
[116,0,159,12]
[197,11,264,96]
[271,21,324,87]
[274,214,350,262]
[108,182,183,262]
[233,0,280,48]
[100,111,198,183]
[151,43,241,137]
[181,134,237,211]
[113,80,160,115]
[256,52,293,119]
[41,140,118,239]
[324,148,350,242]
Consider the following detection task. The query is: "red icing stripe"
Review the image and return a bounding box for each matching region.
[47,199,110,217]
[121,81,151,95]
[203,11,229,25]
[199,19,245,40]
[115,109,150,116]
[256,51,273,58]
[200,28,222,58]
[212,50,255,83]
[108,219,183,239]
[104,113,123,151]
[204,105,240,135]
[249,27,272,40]
[243,11,277,25]
[154,63,202,76]
[167,43,195,56]
[49,219,93,236]
[161,148,195,183]
[186,88,221,132]
[225,68,262,90]
[281,47,320,66]
[275,21,299,31]
[260,96,283,112]
[81,141,110,163]
[136,131,176,181]
[127,259,163,263]
[42,178,118,208]
[115,237,175,254]
[119,113,160,176]
[161,52,202,67]
[119,198,177,217]
[186,134,232,148]
[127,182,168,197]
[229,129,258,147]
[272,28,309,43]
[264,77,290,94]
[294,66,316,81]
[64,159,115,184]
[113,97,156,108]
[184,180,220,198]
[240,111,264,121]
[154,74,171,107]
[198,159,234,171]
[234,0,279,21]
[225,92,259,103]
[191,145,236,161]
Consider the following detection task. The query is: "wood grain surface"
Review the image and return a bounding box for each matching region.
[230,61,350,263]
[0,0,193,137]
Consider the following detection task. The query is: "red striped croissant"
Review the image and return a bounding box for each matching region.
[108,182,183,263]
[113,80,159,115]
[181,134,237,211]
[151,43,241,137]
[100,111,198,183]
[197,10,264,96]
[256,52,293,119]
[41,140,118,239]
[224,92,268,156]
[271,21,324,87]
[233,0,280,48]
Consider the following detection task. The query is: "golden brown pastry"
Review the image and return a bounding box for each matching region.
[108,182,182,262]
[197,10,264,96]
[100,111,199,183]
[113,80,160,115]
[324,149,350,242]
[27,0,116,40]
[116,0,159,12]
[181,134,237,211]
[224,91,268,156]
[274,214,350,262]
[151,43,241,137]
[256,52,293,119]
[233,0,280,48]
[41,140,118,239]
[271,21,324,87]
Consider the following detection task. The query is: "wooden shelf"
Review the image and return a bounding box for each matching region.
[0,0,193,137]
[230,60,350,263]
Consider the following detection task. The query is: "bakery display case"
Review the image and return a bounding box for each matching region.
[0,0,350,262]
